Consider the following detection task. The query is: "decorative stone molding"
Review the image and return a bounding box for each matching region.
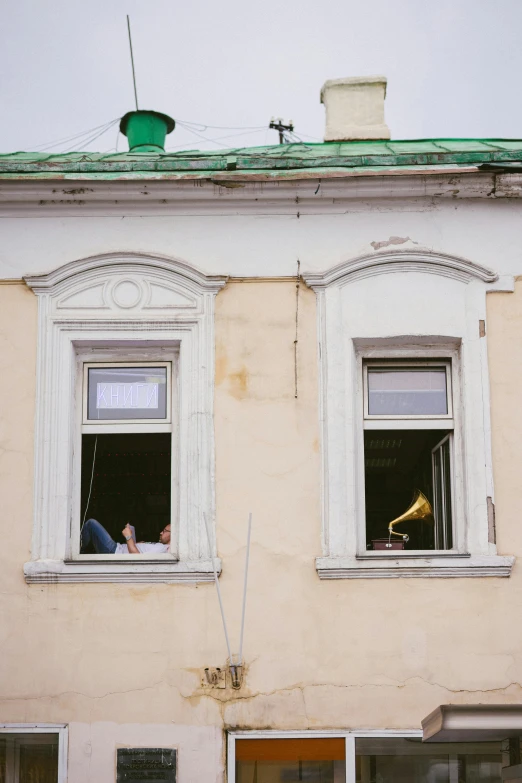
[315,555,515,579]
[302,248,514,579]
[24,252,227,584]
[25,251,226,295]
[302,249,499,289]
[24,558,221,585]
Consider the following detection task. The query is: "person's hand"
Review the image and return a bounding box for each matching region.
[122,524,133,540]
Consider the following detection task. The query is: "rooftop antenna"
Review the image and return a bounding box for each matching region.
[269,117,294,144]
[126,15,139,111]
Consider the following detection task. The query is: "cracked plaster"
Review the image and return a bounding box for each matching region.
[0,280,522,779]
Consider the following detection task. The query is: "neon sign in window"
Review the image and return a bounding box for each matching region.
[87,367,167,420]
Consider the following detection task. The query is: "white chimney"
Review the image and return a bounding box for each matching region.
[320,76,390,142]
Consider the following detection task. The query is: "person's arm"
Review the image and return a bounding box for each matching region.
[122,524,140,554]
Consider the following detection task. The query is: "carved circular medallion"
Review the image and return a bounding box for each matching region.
[112,279,142,309]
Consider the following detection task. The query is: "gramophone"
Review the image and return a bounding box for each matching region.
[372,489,433,550]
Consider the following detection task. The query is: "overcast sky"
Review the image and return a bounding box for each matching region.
[1,0,522,155]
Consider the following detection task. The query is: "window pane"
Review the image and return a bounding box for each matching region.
[87,367,168,420]
[368,368,448,415]
[236,738,346,783]
[19,742,59,783]
[356,737,501,783]
[81,433,171,549]
[432,436,453,549]
[364,429,453,551]
[0,734,59,783]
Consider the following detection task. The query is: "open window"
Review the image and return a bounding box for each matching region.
[363,361,454,551]
[24,255,226,583]
[77,361,175,557]
[305,253,514,579]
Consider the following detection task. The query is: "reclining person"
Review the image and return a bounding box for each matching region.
[81,519,171,554]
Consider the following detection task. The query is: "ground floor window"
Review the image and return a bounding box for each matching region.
[356,736,501,783]
[230,734,503,783]
[0,731,62,783]
[235,738,346,782]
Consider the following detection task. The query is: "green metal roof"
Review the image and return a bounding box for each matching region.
[1,139,522,179]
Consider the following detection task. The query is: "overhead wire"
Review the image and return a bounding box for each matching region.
[32,118,121,152]
[166,125,266,151]
[60,120,120,153]
[174,118,268,132]
[28,114,317,155]
[177,120,266,139]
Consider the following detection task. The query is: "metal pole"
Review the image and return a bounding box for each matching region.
[203,513,233,662]
[238,512,252,664]
[127,15,139,111]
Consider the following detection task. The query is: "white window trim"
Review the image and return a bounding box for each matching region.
[227,728,423,783]
[303,248,515,579]
[0,724,68,783]
[24,252,227,584]
[357,349,459,557]
[72,350,178,561]
[363,359,453,421]
[82,360,172,425]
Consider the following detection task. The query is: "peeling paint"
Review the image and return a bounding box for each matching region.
[371,236,417,250]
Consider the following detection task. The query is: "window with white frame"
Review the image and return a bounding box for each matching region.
[232,735,347,782]
[363,360,454,552]
[354,736,502,783]
[77,360,176,557]
[0,725,67,783]
[304,250,515,578]
[24,254,226,584]
[228,732,504,783]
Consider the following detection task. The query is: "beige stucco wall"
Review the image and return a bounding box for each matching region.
[488,282,522,558]
[1,278,522,779]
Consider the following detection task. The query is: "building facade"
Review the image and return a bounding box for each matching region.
[1,80,522,781]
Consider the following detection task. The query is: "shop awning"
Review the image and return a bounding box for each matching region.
[423,705,522,742]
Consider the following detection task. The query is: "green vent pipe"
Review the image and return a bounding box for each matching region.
[119,110,175,152]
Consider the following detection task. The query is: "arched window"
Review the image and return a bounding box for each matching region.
[24,252,227,584]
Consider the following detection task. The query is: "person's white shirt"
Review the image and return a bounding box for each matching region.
[115,542,169,554]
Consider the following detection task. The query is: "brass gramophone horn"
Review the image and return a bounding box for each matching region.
[388,489,433,543]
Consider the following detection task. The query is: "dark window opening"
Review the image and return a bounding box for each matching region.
[81,433,171,549]
[365,429,453,550]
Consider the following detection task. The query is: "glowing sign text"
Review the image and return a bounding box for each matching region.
[96,382,159,410]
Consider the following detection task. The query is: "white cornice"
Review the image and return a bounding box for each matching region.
[302,249,499,288]
[1,172,522,216]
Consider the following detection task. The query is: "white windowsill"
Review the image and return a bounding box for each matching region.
[24,558,221,584]
[315,554,515,579]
